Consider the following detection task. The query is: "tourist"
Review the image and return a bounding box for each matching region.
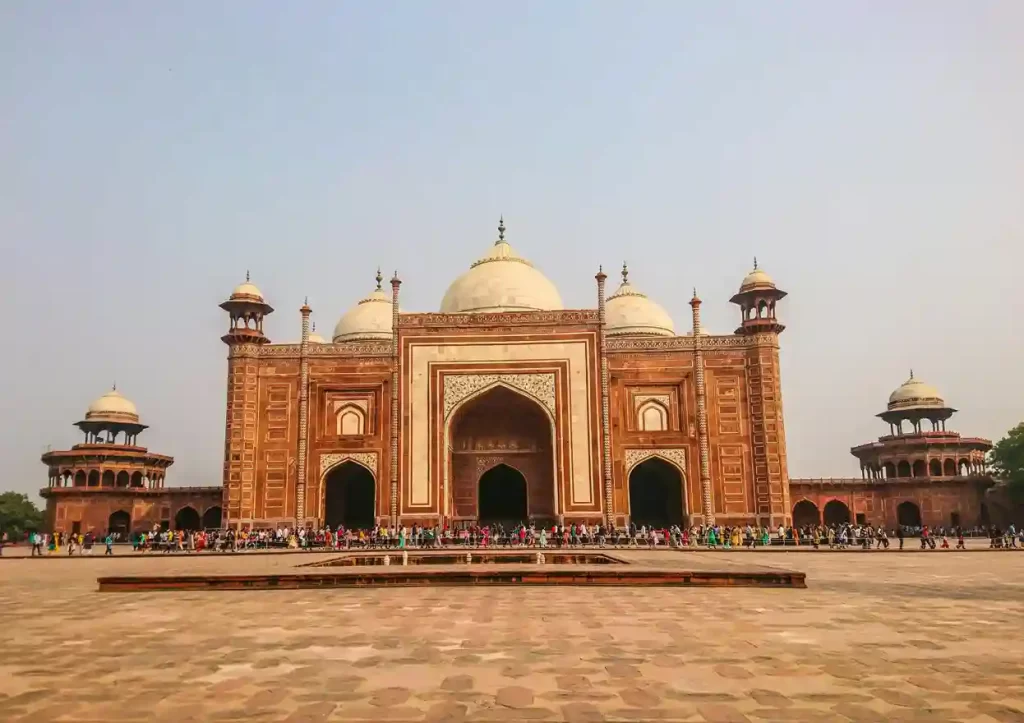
[105,532,114,555]
[896,525,905,550]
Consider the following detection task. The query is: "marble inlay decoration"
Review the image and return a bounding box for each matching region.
[443,373,556,421]
[624,448,687,476]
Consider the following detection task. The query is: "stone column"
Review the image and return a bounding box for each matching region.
[690,291,714,526]
[390,273,402,527]
[295,300,311,527]
[596,267,614,527]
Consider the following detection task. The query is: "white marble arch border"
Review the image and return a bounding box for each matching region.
[623,448,687,478]
[318,452,379,522]
[624,448,689,522]
[442,378,560,519]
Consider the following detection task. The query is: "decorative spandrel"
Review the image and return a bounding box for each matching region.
[320,451,379,477]
[443,373,556,421]
[624,448,687,476]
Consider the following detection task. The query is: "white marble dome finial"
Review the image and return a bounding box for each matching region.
[439,221,563,314]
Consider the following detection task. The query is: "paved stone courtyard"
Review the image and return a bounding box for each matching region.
[1,550,1023,722]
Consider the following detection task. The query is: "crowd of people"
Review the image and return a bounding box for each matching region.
[3,521,1020,556]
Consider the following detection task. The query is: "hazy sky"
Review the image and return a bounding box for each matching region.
[2,1,1022,500]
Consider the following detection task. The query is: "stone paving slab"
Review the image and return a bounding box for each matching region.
[1,551,1022,721]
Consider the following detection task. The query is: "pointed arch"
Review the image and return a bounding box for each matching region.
[636,400,669,432]
[334,403,367,436]
[319,452,378,481]
[443,380,558,519]
[624,448,687,478]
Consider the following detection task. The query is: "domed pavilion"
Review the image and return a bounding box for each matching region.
[789,372,993,530]
[40,387,221,537]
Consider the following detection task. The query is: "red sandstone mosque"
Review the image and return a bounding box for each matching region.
[40,220,995,535]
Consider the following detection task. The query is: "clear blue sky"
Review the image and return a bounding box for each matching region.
[2,1,1021,499]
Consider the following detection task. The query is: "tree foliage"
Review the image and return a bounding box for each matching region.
[989,422,1024,501]
[0,492,44,539]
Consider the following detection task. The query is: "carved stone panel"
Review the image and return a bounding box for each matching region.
[624,448,687,476]
[443,373,556,421]
[320,451,379,478]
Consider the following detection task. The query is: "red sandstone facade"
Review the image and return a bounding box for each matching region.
[218,225,794,531]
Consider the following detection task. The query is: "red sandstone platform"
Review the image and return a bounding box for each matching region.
[97,563,806,591]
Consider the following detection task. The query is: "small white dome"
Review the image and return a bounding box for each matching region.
[307,323,325,344]
[887,372,945,410]
[230,272,265,302]
[86,388,140,423]
[605,266,674,336]
[333,282,393,342]
[739,259,776,292]
[439,219,563,314]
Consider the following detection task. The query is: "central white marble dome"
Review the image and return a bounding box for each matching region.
[440,219,563,314]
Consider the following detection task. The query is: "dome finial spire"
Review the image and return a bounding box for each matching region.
[909,368,914,380]
[246,269,250,282]
[621,261,629,284]
[375,267,383,290]
[112,381,117,392]
[753,256,758,270]
[496,216,506,245]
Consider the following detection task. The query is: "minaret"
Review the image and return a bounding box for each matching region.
[296,298,311,527]
[219,273,274,529]
[730,260,790,526]
[596,265,613,527]
[389,270,401,527]
[690,289,714,526]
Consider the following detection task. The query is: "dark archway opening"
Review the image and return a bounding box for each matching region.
[897,501,922,527]
[478,464,528,526]
[823,500,851,526]
[108,510,131,536]
[792,500,821,528]
[174,506,201,531]
[324,462,376,530]
[202,506,222,529]
[628,458,684,528]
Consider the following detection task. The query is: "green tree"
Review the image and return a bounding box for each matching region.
[989,422,1024,502]
[0,492,44,540]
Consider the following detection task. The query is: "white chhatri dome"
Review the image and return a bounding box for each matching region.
[230,271,265,301]
[887,371,945,410]
[86,387,140,423]
[605,264,674,337]
[440,219,563,314]
[738,258,776,292]
[333,272,393,342]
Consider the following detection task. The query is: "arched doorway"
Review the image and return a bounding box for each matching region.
[174,506,200,531]
[116,471,130,488]
[628,458,684,528]
[448,385,555,521]
[478,464,528,525]
[323,461,376,529]
[792,500,821,528]
[823,500,851,526]
[108,510,131,536]
[201,506,222,529]
[897,501,922,528]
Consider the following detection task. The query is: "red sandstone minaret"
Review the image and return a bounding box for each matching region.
[220,272,274,529]
[729,260,791,527]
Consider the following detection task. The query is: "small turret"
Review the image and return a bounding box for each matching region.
[729,258,787,335]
